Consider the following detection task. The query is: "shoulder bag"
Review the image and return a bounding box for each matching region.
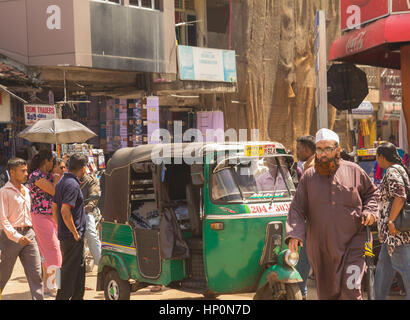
[389,166,410,232]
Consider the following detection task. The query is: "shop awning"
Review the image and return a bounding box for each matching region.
[352,101,374,119]
[378,101,402,120]
[329,14,410,69]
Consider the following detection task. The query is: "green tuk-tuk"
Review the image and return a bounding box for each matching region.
[96,142,302,300]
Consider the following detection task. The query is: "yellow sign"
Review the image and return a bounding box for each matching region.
[245,145,276,157]
[357,148,377,157]
[245,146,264,157]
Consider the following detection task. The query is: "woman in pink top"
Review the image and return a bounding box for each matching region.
[28,150,62,297]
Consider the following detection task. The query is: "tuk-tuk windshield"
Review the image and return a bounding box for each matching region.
[211,156,296,203]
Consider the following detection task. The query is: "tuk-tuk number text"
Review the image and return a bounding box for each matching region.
[159,304,251,317]
[249,203,290,214]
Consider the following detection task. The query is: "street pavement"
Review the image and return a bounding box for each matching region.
[0,258,405,300]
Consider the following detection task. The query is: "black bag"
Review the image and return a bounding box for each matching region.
[389,166,410,232]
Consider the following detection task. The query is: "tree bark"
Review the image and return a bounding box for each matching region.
[224,0,341,152]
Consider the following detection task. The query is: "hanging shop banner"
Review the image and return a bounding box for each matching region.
[352,101,374,115]
[178,45,237,83]
[24,104,57,125]
[379,101,402,120]
[147,96,160,144]
[0,91,11,123]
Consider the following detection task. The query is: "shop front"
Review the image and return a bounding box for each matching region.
[329,0,410,151]
[0,88,33,161]
[0,90,12,161]
[351,100,377,149]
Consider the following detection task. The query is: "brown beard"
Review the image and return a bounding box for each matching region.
[315,153,341,177]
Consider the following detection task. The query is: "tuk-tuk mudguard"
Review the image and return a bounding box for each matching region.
[97,252,130,290]
[258,264,302,290]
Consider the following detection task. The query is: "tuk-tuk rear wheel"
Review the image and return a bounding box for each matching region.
[253,282,302,300]
[104,270,131,300]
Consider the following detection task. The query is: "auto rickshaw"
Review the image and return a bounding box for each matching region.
[96,142,302,300]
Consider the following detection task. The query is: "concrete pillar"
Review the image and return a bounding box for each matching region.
[401,45,410,148]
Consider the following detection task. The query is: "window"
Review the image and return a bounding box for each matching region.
[175,0,195,11]
[211,157,296,203]
[175,0,197,46]
[207,3,229,33]
[94,0,122,4]
[129,0,161,10]
[92,0,161,10]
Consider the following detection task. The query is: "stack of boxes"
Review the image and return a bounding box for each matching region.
[111,99,121,151]
[119,99,128,149]
[99,98,107,151]
[141,98,148,144]
[88,97,100,147]
[127,99,142,147]
[106,99,113,152]
[87,97,157,153]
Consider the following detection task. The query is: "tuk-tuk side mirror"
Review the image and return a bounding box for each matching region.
[190,164,204,186]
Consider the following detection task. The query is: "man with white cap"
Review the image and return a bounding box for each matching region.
[285,128,380,300]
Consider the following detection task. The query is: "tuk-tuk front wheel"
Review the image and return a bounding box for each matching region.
[104,270,131,300]
[254,282,302,300]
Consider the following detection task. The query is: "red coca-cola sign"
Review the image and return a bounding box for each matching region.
[341,0,389,30]
[345,30,367,54]
[391,0,410,13]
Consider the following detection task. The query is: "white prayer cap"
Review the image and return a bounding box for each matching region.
[316,128,340,144]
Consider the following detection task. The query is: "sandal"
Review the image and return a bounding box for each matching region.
[44,288,57,297]
[150,285,162,292]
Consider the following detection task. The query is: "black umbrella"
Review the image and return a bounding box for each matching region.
[327,63,369,162]
[327,63,369,111]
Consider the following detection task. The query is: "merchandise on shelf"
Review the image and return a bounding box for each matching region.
[60,143,106,170]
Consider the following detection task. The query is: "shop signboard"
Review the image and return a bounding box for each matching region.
[341,0,389,31]
[178,45,237,83]
[352,101,373,115]
[0,91,11,123]
[391,0,410,13]
[24,104,57,125]
[341,1,410,31]
[380,68,402,102]
[379,101,402,120]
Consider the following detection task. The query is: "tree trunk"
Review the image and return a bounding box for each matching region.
[225,0,341,153]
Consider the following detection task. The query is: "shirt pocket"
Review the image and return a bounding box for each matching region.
[334,184,362,208]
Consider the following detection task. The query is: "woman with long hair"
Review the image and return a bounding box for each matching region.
[28,150,62,297]
[51,158,67,183]
[374,142,410,300]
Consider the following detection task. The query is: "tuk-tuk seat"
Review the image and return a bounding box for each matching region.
[186,184,202,237]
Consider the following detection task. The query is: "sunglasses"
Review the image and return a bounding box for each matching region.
[316,147,336,155]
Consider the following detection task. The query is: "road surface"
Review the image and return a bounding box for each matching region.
[0,259,404,300]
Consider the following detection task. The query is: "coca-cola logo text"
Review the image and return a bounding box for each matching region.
[346,31,366,54]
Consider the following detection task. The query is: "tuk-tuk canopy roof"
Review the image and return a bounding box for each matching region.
[105,141,287,175]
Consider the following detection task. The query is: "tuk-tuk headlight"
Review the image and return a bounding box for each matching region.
[284,250,299,267]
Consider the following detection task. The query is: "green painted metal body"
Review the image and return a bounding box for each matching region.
[201,153,293,293]
[257,251,303,290]
[99,222,186,286]
[99,149,297,294]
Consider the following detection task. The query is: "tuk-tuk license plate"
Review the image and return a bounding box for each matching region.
[245,145,276,157]
[248,203,290,215]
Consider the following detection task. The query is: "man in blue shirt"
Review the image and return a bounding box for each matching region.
[52,154,88,300]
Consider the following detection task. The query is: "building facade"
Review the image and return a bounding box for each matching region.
[0,0,238,158]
